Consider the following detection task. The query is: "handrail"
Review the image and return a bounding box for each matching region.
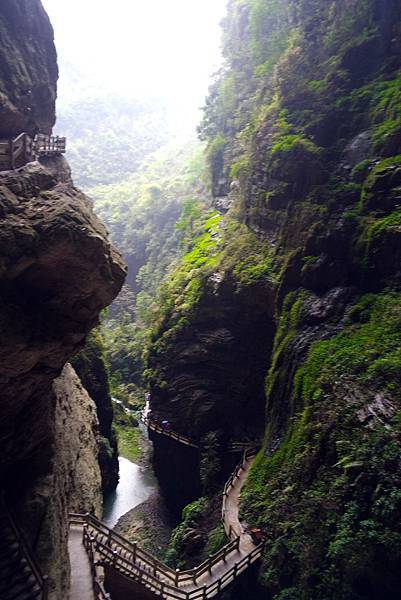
[1,495,49,599]
[12,132,27,144]
[222,448,257,539]
[81,522,111,599]
[69,448,263,599]
[80,520,262,600]
[141,412,258,455]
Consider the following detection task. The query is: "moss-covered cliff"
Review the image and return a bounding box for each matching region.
[148,1,401,598]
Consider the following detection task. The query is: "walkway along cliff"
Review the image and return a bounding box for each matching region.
[69,421,263,600]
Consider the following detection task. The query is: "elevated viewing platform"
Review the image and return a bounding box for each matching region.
[0,132,66,171]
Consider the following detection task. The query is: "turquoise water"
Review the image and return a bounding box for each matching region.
[102,456,157,528]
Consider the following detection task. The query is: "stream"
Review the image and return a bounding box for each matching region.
[102,445,157,528]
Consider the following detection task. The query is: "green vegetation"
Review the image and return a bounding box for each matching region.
[57,94,169,188]
[151,217,275,350]
[165,498,207,568]
[91,142,210,398]
[243,291,401,597]
[165,496,227,570]
[113,424,141,463]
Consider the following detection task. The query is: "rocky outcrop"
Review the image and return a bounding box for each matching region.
[149,277,275,442]
[0,3,125,598]
[0,157,125,477]
[0,0,58,137]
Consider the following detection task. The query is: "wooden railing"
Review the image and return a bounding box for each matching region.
[70,449,263,599]
[71,512,262,600]
[35,134,66,155]
[0,132,66,170]
[142,412,259,455]
[1,495,49,599]
[81,521,111,599]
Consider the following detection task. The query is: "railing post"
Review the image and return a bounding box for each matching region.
[132,541,137,562]
[203,585,207,599]
[175,568,180,587]
[113,550,118,567]
[208,556,212,575]
[236,536,240,550]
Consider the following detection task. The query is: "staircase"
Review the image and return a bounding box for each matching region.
[0,498,48,600]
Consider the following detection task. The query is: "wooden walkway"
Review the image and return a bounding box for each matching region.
[69,449,262,599]
[141,413,199,448]
[141,412,258,454]
[68,524,96,600]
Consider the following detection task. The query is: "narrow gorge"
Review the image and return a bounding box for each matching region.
[1,1,401,600]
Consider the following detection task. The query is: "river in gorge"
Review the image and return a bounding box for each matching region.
[102,456,157,528]
[102,418,158,528]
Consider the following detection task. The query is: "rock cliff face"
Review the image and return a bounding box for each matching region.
[0,156,125,597]
[0,3,126,597]
[149,1,401,598]
[0,158,125,475]
[0,0,58,137]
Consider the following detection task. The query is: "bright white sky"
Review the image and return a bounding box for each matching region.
[42,0,227,126]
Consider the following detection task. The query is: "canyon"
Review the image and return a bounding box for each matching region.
[1,1,401,600]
